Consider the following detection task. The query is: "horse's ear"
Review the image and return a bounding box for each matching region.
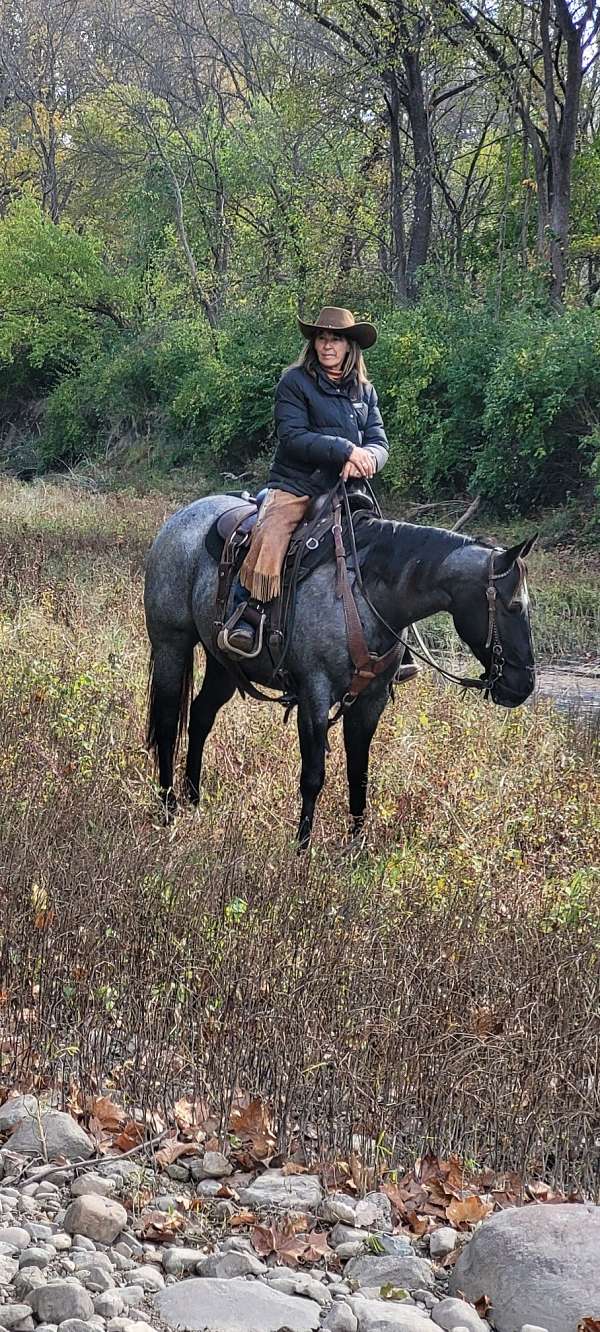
[494,533,538,575]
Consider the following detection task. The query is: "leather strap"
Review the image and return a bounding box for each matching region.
[332,497,402,701]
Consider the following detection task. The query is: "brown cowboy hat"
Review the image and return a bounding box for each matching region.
[298,306,377,350]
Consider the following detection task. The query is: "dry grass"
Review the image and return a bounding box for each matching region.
[0,477,598,1193]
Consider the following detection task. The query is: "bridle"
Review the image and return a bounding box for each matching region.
[341,483,531,702]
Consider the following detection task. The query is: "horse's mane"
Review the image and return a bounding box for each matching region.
[355,516,483,581]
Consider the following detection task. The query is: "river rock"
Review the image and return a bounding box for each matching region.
[349,1296,436,1331]
[71,1174,116,1199]
[0,1307,35,1330]
[429,1228,457,1259]
[431,1299,489,1331]
[28,1282,95,1324]
[0,1098,40,1134]
[344,1254,434,1293]
[155,1276,321,1331]
[93,1294,125,1319]
[239,1170,323,1211]
[0,1230,30,1252]
[0,1255,19,1284]
[320,1195,358,1226]
[354,1194,393,1234]
[210,1252,266,1279]
[268,1273,331,1308]
[63,1196,127,1244]
[8,1113,94,1163]
[195,1152,232,1179]
[323,1304,358,1332]
[18,1247,52,1269]
[161,1248,206,1276]
[449,1203,600,1332]
[128,1264,164,1291]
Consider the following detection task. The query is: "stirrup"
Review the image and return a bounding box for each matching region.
[217,603,266,659]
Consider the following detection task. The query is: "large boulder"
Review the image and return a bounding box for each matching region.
[8,1112,94,1162]
[449,1202,600,1332]
[155,1277,320,1332]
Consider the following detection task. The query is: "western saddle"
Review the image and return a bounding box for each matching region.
[206,485,412,717]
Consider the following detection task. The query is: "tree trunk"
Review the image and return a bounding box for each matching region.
[541,0,583,307]
[385,72,408,305]
[403,48,432,302]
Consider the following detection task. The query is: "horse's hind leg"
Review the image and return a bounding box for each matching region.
[147,634,195,811]
[185,653,236,804]
[343,685,389,837]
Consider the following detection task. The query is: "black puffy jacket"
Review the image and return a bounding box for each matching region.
[268,364,389,497]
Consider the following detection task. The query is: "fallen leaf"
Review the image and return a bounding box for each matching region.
[155,1136,199,1168]
[141,1209,185,1241]
[89,1096,128,1133]
[229,1097,275,1160]
[174,1097,210,1137]
[302,1228,333,1263]
[281,1162,309,1175]
[578,1321,600,1332]
[446,1195,494,1228]
[405,1210,429,1238]
[251,1219,309,1265]
[475,1294,492,1317]
[114,1120,146,1153]
[229,1210,256,1227]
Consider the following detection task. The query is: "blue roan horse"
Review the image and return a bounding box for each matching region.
[144,494,536,846]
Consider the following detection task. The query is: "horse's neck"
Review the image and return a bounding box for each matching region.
[364,520,482,627]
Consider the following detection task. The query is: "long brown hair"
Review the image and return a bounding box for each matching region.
[288,337,368,385]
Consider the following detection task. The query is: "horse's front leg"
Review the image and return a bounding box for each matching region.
[296,683,331,850]
[343,684,390,838]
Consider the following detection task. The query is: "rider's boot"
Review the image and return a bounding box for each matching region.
[221,586,265,656]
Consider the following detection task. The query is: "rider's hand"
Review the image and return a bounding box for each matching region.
[341,446,376,481]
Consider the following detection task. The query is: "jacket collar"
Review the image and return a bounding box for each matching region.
[314,366,358,396]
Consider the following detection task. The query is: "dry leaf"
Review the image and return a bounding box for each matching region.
[141,1209,184,1241]
[282,1162,309,1176]
[114,1120,145,1153]
[229,1210,257,1227]
[174,1097,209,1137]
[475,1294,492,1317]
[155,1136,199,1169]
[89,1096,127,1132]
[253,1220,309,1262]
[578,1321,600,1332]
[446,1195,494,1228]
[229,1097,275,1160]
[405,1211,429,1238]
[302,1228,333,1263]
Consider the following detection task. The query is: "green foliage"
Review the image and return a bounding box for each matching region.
[476,309,600,508]
[0,195,131,372]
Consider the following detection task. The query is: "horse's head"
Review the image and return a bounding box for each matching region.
[450,536,537,708]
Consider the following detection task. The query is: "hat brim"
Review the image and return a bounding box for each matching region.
[298,319,377,350]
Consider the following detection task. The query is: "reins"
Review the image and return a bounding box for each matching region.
[339,481,519,701]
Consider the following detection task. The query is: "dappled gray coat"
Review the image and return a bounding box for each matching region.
[268,364,389,497]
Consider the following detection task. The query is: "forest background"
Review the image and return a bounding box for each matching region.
[1,0,600,519]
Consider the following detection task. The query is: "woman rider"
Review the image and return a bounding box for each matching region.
[223,306,416,679]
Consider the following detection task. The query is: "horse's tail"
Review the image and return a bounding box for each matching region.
[146,644,195,769]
